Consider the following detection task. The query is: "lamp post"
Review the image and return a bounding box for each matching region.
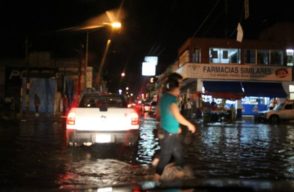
[84,32,89,89]
[83,21,122,91]
[96,22,122,92]
[96,38,112,92]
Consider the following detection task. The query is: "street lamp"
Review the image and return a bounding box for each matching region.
[59,9,123,92]
[110,21,122,30]
[83,21,122,91]
[118,89,122,95]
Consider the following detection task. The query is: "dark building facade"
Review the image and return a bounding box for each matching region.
[0,52,83,115]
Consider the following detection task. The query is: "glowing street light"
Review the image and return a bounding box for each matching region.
[110,21,122,30]
[59,8,124,92]
[118,89,122,95]
[87,21,122,90]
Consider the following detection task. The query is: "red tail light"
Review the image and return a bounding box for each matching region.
[66,111,76,127]
[130,112,139,125]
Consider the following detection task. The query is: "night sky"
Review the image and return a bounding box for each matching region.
[0,0,293,93]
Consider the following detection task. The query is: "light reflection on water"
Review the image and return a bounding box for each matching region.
[1,117,294,189]
[136,117,159,165]
[137,120,294,180]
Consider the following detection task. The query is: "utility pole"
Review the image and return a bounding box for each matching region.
[97,39,112,92]
[84,32,89,89]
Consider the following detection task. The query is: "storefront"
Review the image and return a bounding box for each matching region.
[5,67,59,113]
[4,66,81,114]
[202,81,288,115]
[177,63,293,116]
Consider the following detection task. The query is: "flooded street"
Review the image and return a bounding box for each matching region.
[188,122,294,180]
[0,116,294,190]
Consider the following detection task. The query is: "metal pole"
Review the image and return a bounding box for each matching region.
[85,32,89,89]
[97,39,111,92]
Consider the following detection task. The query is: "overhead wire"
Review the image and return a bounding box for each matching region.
[192,0,222,38]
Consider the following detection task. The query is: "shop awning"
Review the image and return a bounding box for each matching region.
[203,81,244,99]
[242,82,287,98]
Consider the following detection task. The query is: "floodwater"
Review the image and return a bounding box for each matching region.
[0,115,294,190]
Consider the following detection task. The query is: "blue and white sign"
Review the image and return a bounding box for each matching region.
[177,63,292,81]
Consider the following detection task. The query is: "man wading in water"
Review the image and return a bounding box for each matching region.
[154,77,196,180]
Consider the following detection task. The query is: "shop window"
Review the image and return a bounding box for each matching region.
[229,49,240,63]
[223,50,228,59]
[210,48,240,64]
[192,49,201,63]
[257,50,269,65]
[241,96,270,115]
[209,49,219,63]
[244,49,256,64]
[286,49,294,66]
[211,50,218,58]
[270,50,283,65]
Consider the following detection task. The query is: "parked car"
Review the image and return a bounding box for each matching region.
[254,100,294,124]
[66,91,140,146]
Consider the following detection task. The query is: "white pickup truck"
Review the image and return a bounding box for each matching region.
[66,91,140,147]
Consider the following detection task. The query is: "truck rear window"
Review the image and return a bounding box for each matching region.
[79,94,127,108]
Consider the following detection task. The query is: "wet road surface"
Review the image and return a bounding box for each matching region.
[0,115,294,190]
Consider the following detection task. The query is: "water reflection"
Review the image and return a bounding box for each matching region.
[0,118,69,188]
[136,117,159,165]
[136,120,294,180]
[59,159,148,188]
[1,116,294,189]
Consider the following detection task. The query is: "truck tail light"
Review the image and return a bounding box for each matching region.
[130,112,139,125]
[66,111,76,127]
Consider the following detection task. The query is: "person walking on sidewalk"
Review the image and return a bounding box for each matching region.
[154,78,196,180]
[34,94,40,117]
